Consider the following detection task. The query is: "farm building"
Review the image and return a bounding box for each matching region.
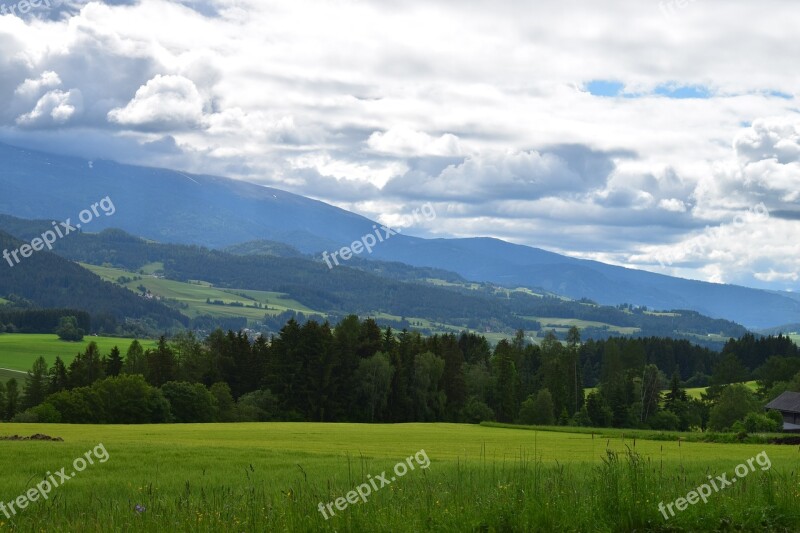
[765,391,800,432]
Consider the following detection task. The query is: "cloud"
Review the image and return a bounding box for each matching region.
[14,71,61,98]
[366,125,463,157]
[659,198,687,212]
[107,74,205,130]
[735,117,800,164]
[16,89,82,126]
[384,146,615,202]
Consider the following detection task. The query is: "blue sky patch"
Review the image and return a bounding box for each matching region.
[653,84,712,99]
[585,80,624,97]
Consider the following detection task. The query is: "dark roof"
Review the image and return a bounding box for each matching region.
[765,391,800,414]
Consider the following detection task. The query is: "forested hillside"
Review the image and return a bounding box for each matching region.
[0,218,749,344]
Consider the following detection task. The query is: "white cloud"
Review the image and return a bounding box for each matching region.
[108,74,205,130]
[14,71,61,98]
[16,88,82,126]
[367,125,463,157]
[658,198,687,212]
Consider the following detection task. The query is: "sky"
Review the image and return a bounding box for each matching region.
[0,0,798,291]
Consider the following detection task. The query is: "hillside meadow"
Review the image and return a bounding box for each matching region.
[0,334,156,371]
[1,422,798,532]
[0,334,156,385]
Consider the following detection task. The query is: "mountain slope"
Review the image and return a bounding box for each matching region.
[0,230,188,332]
[0,141,797,328]
[0,218,749,345]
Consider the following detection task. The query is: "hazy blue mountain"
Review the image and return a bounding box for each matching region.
[1,141,798,329]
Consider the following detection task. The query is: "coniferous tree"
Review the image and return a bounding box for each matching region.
[49,356,69,394]
[68,342,105,388]
[104,346,124,377]
[123,340,147,375]
[440,334,466,420]
[493,340,517,423]
[5,378,19,420]
[145,336,177,387]
[22,356,49,409]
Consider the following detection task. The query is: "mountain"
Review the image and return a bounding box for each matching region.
[0,218,749,345]
[0,141,797,329]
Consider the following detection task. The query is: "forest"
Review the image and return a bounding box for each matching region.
[3,316,796,435]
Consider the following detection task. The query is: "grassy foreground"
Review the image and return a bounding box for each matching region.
[0,423,798,532]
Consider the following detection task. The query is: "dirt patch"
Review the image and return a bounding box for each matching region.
[0,433,64,442]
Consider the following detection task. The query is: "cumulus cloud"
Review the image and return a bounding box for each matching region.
[735,117,800,164]
[108,74,205,130]
[14,71,61,98]
[367,125,463,157]
[659,198,687,212]
[16,89,82,126]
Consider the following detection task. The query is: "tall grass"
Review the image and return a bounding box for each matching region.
[3,448,798,532]
[2,423,799,531]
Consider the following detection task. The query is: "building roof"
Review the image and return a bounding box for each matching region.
[765,391,800,414]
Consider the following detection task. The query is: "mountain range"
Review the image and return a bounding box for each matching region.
[0,141,797,329]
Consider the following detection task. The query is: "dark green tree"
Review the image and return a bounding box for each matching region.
[48,356,69,394]
[160,381,216,423]
[68,342,105,388]
[440,334,466,420]
[22,356,49,409]
[518,388,555,425]
[145,336,178,387]
[5,378,19,420]
[493,340,517,423]
[104,346,124,377]
[55,315,84,341]
[708,384,760,431]
[122,340,147,375]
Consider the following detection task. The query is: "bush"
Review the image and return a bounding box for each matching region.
[461,396,494,423]
[767,409,784,428]
[237,389,279,421]
[742,412,781,433]
[94,374,171,423]
[160,381,217,423]
[518,389,555,426]
[708,384,759,431]
[43,375,169,424]
[55,316,85,342]
[648,410,681,431]
[12,403,62,423]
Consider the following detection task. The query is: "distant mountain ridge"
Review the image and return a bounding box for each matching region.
[0,141,798,328]
[0,217,750,345]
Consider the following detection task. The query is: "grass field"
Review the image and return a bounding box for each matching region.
[0,422,797,531]
[0,367,26,385]
[81,263,321,323]
[0,334,156,380]
[684,381,759,399]
[526,316,641,335]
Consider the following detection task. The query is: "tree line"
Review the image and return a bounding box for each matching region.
[2,317,797,433]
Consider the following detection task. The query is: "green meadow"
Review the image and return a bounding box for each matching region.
[0,422,798,532]
[0,335,155,384]
[81,264,319,322]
